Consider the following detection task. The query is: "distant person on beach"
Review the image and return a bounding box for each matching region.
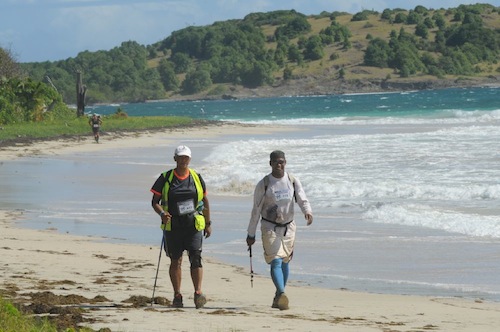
[246,150,313,310]
[88,114,102,143]
[150,145,212,309]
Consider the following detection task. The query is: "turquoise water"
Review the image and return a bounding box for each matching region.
[3,86,500,302]
[90,87,500,122]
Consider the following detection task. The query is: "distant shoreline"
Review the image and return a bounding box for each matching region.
[159,77,500,103]
[0,119,222,150]
[0,121,291,161]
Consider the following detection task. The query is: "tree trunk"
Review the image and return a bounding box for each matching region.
[76,71,87,117]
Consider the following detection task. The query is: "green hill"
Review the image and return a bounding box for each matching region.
[15,4,500,104]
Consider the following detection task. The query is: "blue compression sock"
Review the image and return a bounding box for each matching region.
[270,258,289,295]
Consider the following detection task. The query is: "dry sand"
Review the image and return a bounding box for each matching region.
[1,123,500,332]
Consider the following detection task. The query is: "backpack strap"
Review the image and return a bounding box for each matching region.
[288,173,297,202]
[263,174,269,192]
[161,169,174,209]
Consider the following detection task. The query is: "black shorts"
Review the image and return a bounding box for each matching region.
[163,227,202,260]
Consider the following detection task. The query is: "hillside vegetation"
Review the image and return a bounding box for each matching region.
[4,3,500,109]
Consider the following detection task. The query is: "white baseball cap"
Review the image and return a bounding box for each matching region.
[174,145,191,158]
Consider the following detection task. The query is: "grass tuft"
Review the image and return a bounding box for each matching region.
[0,296,57,332]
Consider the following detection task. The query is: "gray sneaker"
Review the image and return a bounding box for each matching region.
[277,293,289,310]
[172,293,183,308]
[194,292,207,309]
[272,295,279,308]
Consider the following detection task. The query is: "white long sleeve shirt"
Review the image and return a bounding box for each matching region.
[247,172,312,237]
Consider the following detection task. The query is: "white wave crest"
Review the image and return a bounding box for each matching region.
[233,109,500,126]
[363,203,500,238]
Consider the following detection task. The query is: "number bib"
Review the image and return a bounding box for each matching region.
[274,189,291,202]
[177,199,195,215]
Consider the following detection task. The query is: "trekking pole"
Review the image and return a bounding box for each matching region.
[151,233,165,306]
[248,245,254,288]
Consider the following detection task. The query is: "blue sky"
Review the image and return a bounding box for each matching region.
[1,0,499,63]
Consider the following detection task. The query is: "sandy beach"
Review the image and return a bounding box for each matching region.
[1,123,500,332]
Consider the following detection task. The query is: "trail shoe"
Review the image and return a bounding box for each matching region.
[277,292,289,310]
[172,293,183,308]
[272,295,279,308]
[194,292,207,309]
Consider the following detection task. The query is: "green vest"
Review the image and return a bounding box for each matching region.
[161,168,205,231]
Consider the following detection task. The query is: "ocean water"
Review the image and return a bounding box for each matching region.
[2,87,499,302]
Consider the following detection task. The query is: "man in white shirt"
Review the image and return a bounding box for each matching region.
[246,150,313,310]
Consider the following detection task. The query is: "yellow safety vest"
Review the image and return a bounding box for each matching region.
[161,168,205,231]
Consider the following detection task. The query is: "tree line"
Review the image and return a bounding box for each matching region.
[363,4,500,78]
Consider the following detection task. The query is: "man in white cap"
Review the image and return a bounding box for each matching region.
[151,145,212,309]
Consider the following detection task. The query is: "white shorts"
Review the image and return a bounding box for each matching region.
[260,220,296,264]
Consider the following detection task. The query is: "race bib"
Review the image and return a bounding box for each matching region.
[274,189,291,202]
[177,200,195,215]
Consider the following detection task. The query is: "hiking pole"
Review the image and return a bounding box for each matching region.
[151,233,165,306]
[248,245,254,288]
